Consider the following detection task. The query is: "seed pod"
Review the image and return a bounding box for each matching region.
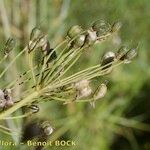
[29,104,39,113]
[90,81,108,108]
[85,29,97,46]
[68,25,83,38]
[75,80,92,99]
[111,21,122,33]
[4,38,15,56]
[93,82,107,100]
[75,80,90,90]
[67,25,86,47]
[30,27,42,41]
[3,89,14,107]
[78,87,92,99]
[116,46,129,60]
[125,48,137,63]
[116,46,137,63]
[92,20,111,37]
[41,121,54,136]
[100,51,116,72]
[28,27,47,53]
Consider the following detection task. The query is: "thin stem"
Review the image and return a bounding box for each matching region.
[0,48,26,79]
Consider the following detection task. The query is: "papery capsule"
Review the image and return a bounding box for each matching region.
[42,121,54,136]
[78,87,92,99]
[4,38,15,55]
[116,46,137,63]
[67,25,86,47]
[28,27,47,52]
[75,80,90,90]
[29,104,39,113]
[42,40,57,60]
[125,48,137,62]
[75,80,92,99]
[92,20,111,37]
[111,21,122,33]
[68,25,83,38]
[3,89,14,107]
[93,82,107,100]
[85,29,97,46]
[30,27,43,41]
[90,81,108,108]
[116,46,129,61]
[101,51,116,71]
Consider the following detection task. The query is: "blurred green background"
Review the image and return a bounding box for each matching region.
[0,0,149,150]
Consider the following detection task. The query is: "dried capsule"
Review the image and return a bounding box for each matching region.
[116,46,137,63]
[116,46,129,61]
[75,80,90,90]
[68,25,83,38]
[111,21,122,33]
[4,38,15,56]
[41,121,54,136]
[85,29,97,46]
[91,81,108,108]
[29,104,39,113]
[92,20,111,37]
[75,80,92,99]
[28,27,47,53]
[67,25,86,47]
[41,40,57,65]
[30,27,42,41]
[100,51,116,72]
[3,89,14,107]
[93,82,107,100]
[125,48,137,63]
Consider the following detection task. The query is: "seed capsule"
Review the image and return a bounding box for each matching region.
[29,104,39,113]
[28,27,47,52]
[3,89,14,107]
[4,38,15,56]
[42,40,57,61]
[93,82,107,100]
[68,25,83,38]
[91,81,108,108]
[67,25,86,47]
[100,51,116,72]
[92,20,111,37]
[30,27,42,41]
[125,48,137,62]
[42,121,54,136]
[85,29,97,46]
[116,46,129,61]
[116,46,137,63]
[111,21,122,33]
[75,80,92,99]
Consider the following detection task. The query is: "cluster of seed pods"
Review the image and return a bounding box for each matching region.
[100,46,137,74]
[67,20,121,48]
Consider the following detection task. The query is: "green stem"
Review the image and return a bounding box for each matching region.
[0,91,38,119]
